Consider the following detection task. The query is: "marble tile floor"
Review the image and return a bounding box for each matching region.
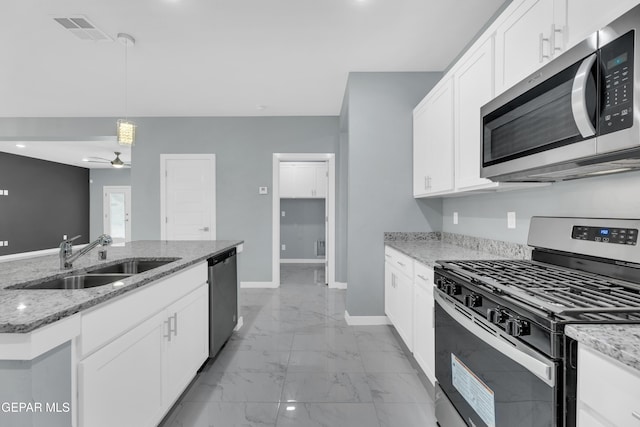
[160,264,437,427]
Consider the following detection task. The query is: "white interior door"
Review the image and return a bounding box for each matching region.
[103,186,131,243]
[161,154,216,240]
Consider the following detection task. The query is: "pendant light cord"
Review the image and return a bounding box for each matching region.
[124,39,128,121]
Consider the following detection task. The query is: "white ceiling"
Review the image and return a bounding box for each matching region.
[0,0,506,168]
[1,0,506,118]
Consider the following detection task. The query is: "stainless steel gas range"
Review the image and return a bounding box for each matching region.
[433,217,640,427]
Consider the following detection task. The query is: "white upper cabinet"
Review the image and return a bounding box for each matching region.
[413,78,454,197]
[495,0,565,95]
[454,38,495,190]
[565,0,640,50]
[280,162,327,198]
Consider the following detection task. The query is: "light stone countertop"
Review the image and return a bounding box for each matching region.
[385,232,640,373]
[565,324,640,373]
[0,240,242,334]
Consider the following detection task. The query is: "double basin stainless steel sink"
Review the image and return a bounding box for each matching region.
[9,258,180,290]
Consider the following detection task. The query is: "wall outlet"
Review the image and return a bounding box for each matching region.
[259,186,268,195]
[281,211,285,217]
[507,211,516,229]
[281,244,286,251]
[453,212,459,225]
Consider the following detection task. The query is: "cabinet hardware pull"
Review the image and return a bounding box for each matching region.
[173,312,178,337]
[164,319,172,342]
[397,261,405,267]
[424,176,428,190]
[417,274,427,281]
[385,254,391,259]
[550,24,563,55]
[632,411,640,420]
[539,33,550,62]
[427,176,432,189]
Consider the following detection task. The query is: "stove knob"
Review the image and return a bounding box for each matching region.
[435,277,445,290]
[505,318,531,337]
[445,283,461,296]
[487,308,506,324]
[464,294,483,308]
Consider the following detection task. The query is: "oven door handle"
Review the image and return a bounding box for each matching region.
[571,53,597,138]
[435,293,556,387]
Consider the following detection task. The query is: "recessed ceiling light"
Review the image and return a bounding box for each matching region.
[256,105,267,110]
[16,303,27,311]
[286,406,296,411]
[15,144,26,148]
[82,158,89,162]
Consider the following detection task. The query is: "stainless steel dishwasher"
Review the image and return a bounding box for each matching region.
[208,248,238,357]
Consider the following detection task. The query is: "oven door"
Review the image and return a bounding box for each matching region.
[434,292,561,427]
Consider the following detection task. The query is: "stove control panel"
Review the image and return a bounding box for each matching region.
[572,225,637,245]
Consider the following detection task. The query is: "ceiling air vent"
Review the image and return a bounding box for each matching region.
[53,16,112,41]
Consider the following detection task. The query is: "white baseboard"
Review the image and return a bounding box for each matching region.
[280,259,325,264]
[330,281,347,289]
[240,281,279,288]
[344,310,391,326]
[234,316,244,331]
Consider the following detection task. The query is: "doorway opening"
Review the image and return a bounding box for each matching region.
[272,154,336,288]
[103,186,131,243]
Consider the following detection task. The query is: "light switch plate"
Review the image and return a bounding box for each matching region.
[281,244,286,251]
[259,187,268,195]
[281,211,285,217]
[0,242,3,247]
[453,212,459,225]
[3,241,7,246]
[4,190,8,196]
[507,212,516,229]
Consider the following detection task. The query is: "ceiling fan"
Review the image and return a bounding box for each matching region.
[84,152,131,168]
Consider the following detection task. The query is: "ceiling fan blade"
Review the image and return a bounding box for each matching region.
[86,157,111,162]
[85,159,110,164]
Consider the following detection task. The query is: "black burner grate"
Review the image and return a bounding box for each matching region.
[439,260,640,320]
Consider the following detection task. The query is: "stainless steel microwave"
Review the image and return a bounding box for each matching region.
[481,5,640,182]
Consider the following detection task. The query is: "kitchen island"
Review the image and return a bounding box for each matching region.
[0,240,242,427]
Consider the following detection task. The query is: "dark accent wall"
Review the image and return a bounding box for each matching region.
[0,152,89,255]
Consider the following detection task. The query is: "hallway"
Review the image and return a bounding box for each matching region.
[161,264,436,426]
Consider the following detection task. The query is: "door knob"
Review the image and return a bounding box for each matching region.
[199,227,210,232]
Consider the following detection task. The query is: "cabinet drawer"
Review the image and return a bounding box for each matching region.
[80,262,207,357]
[384,246,414,278]
[414,262,434,294]
[578,345,640,426]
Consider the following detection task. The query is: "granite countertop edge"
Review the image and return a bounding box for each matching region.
[565,324,640,373]
[0,240,243,334]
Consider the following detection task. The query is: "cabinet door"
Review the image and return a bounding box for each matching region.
[455,38,495,190]
[566,0,640,50]
[413,264,435,385]
[79,312,165,427]
[279,163,297,198]
[164,284,209,406]
[394,271,414,352]
[495,0,556,94]
[384,263,396,324]
[314,163,328,198]
[413,101,430,197]
[413,79,454,196]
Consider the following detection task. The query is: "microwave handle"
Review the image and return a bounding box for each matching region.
[571,53,597,138]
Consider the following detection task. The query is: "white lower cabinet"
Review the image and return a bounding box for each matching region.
[384,246,436,381]
[577,344,640,426]
[413,263,435,386]
[79,311,166,427]
[78,266,209,427]
[164,285,209,404]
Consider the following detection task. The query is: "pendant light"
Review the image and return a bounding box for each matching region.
[116,33,136,146]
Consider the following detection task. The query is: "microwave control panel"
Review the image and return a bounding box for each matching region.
[600,30,634,135]
[572,225,638,245]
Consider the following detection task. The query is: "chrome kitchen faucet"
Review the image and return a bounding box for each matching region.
[59,234,113,269]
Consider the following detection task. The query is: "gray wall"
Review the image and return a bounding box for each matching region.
[130,117,339,282]
[0,152,89,255]
[280,199,325,259]
[336,131,349,283]
[442,170,640,243]
[0,342,72,427]
[89,169,131,240]
[344,72,443,316]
